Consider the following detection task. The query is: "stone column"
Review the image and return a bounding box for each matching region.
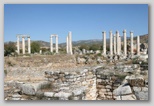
[137,36,140,55]
[50,35,53,52]
[123,30,127,56]
[17,35,20,54]
[22,36,25,54]
[28,36,31,54]
[114,34,116,55]
[116,31,119,55]
[119,36,121,55]
[66,36,69,54]
[69,31,73,55]
[40,50,42,54]
[130,31,134,55]
[56,36,58,53]
[103,31,106,55]
[109,31,113,55]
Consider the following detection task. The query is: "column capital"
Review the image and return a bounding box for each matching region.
[130,31,133,33]
[102,31,106,33]
[123,29,126,33]
[109,30,112,33]
[116,31,119,34]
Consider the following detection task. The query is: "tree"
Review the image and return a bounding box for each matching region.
[89,44,100,51]
[31,42,40,53]
[79,44,89,50]
[4,42,16,56]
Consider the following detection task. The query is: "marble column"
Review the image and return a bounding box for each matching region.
[123,30,127,56]
[137,36,140,55]
[66,36,69,53]
[50,35,53,52]
[40,50,42,54]
[116,31,119,55]
[130,31,134,55]
[119,36,121,55]
[114,34,116,55]
[28,36,31,54]
[56,36,58,53]
[22,36,25,54]
[109,31,113,55]
[69,31,73,55]
[17,35,20,54]
[103,31,106,55]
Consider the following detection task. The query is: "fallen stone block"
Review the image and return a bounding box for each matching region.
[113,85,132,96]
[44,92,54,97]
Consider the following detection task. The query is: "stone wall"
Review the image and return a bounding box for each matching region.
[4,66,148,100]
[44,68,97,100]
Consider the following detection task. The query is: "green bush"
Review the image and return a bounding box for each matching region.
[79,44,89,51]
[4,42,16,56]
[31,42,40,53]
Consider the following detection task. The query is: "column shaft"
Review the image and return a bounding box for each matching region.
[116,31,119,55]
[123,30,127,56]
[119,36,121,55]
[130,32,134,55]
[114,34,116,54]
[56,36,58,53]
[110,31,113,55]
[137,36,140,55]
[50,36,53,52]
[22,36,25,54]
[69,31,72,55]
[28,37,31,54]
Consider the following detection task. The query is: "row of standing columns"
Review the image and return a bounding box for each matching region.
[16,35,31,54]
[103,30,140,57]
[49,31,73,55]
[17,32,73,55]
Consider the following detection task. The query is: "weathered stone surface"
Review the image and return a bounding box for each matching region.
[72,87,85,96]
[121,94,136,100]
[12,94,22,98]
[113,85,132,96]
[21,84,36,95]
[133,87,141,92]
[123,67,133,73]
[135,91,148,100]
[44,92,54,97]
[142,87,148,92]
[106,85,112,89]
[12,98,21,100]
[126,75,145,87]
[54,91,72,98]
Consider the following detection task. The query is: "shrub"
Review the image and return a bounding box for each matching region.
[4,42,16,56]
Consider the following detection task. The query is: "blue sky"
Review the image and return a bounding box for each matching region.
[4,4,148,43]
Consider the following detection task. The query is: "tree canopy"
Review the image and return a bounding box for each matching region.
[4,42,16,56]
[31,42,40,53]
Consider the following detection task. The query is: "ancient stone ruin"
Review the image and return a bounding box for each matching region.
[4,30,148,100]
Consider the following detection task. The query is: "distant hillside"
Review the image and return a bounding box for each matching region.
[4,34,148,48]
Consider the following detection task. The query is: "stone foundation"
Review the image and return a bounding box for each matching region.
[4,66,148,100]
